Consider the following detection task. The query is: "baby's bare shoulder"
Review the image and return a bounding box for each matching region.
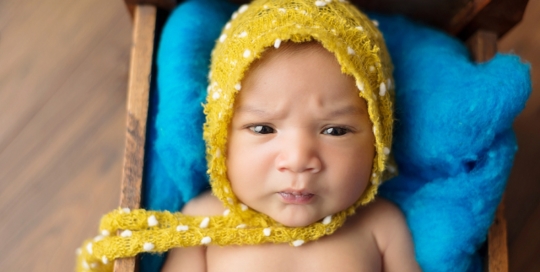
[357,198,408,243]
[182,190,225,216]
[363,198,404,221]
[356,198,421,271]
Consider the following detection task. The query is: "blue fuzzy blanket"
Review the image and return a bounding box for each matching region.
[142,0,531,270]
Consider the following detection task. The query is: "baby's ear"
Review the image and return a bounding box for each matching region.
[371,14,531,178]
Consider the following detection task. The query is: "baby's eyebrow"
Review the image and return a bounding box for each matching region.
[235,104,366,119]
[325,105,366,118]
[235,105,275,118]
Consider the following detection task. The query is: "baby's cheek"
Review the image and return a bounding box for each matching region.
[334,151,372,195]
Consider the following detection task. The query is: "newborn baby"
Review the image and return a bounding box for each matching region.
[163,0,420,271]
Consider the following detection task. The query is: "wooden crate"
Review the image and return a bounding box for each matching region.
[116,1,529,271]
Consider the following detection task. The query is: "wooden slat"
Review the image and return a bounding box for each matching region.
[466,29,498,62]
[119,3,155,215]
[114,4,157,272]
[499,4,540,269]
[124,0,175,10]
[119,0,529,40]
[233,0,531,41]
[458,0,530,40]
[126,4,136,19]
[0,0,130,271]
[230,0,477,34]
[448,0,492,35]
[488,199,509,272]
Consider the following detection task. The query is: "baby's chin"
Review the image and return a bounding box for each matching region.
[268,212,326,228]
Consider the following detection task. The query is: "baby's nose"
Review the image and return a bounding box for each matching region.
[275,133,322,174]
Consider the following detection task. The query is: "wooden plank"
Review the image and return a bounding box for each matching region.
[499,3,540,268]
[0,0,130,270]
[488,199,509,272]
[228,0,528,41]
[114,4,157,272]
[0,0,120,160]
[467,30,508,272]
[466,29,498,62]
[119,3,156,218]
[506,196,540,271]
[115,258,138,272]
[448,0,492,35]
[124,0,176,10]
[349,0,476,34]
[126,3,136,19]
[458,0,530,40]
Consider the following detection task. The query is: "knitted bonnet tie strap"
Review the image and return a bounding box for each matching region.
[76,208,347,271]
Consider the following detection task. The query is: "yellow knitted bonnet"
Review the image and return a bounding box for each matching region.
[76,0,394,270]
[207,0,395,216]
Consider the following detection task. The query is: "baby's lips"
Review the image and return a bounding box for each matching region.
[278,191,315,204]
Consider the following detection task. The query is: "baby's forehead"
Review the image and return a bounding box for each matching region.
[247,41,330,71]
[234,42,368,115]
[242,41,351,87]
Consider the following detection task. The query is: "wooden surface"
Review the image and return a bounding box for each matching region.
[0,0,130,271]
[458,0,530,40]
[488,198,509,272]
[0,0,538,271]
[125,0,175,10]
[119,4,155,217]
[499,0,540,270]
[467,30,498,62]
[228,0,529,40]
[123,0,530,40]
[114,4,157,272]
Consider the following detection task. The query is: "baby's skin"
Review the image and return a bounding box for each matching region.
[162,43,420,272]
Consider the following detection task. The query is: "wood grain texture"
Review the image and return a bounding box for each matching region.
[498,1,540,270]
[488,199,509,272]
[119,4,156,212]
[448,0,492,35]
[127,4,136,19]
[0,0,130,271]
[115,258,138,272]
[227,0,526,40]
[228,0,469,28]
[458,0,530,40]
[467,30,498,62]
[114,4,157,272]
[125,0,176,10]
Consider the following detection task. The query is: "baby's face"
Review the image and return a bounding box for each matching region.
[227,43,375,227]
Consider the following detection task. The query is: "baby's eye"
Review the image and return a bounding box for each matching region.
[249,125,275,134]
[322,127,349,136]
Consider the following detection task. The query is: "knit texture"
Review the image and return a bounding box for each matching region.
[75,0,394,271]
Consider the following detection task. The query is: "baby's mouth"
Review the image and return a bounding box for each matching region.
[278,191,315,204]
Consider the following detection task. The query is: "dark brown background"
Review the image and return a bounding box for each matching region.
[0,0,538,271]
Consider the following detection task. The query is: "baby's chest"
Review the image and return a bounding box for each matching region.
[206,230,381,272]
